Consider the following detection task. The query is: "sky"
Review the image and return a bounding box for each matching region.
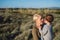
[0,0,60,8]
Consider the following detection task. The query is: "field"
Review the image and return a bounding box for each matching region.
[0,8,60,40]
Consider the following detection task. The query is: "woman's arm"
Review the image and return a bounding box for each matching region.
[32,27,39,40]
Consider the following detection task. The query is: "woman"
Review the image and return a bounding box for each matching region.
[32,14,43,40]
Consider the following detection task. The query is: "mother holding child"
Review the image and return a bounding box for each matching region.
[32,14,54,40]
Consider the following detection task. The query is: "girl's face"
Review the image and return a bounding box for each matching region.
[43,18,48,24]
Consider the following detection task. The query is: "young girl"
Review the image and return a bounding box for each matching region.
[39,14,54,40]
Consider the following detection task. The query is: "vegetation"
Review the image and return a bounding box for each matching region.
[0,8,60,40]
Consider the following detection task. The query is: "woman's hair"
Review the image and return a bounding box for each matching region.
[45,14,54,23]
[33,14,39,21]
[33,14,43,21]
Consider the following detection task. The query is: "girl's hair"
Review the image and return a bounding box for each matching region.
[45,14,54,22]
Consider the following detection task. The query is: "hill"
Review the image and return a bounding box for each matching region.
[0,8,60,40]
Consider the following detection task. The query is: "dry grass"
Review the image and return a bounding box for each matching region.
[0,8,60,40]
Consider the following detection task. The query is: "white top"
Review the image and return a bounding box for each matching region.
[39,24,53,40]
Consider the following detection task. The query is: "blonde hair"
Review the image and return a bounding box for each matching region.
[33,14,40,21]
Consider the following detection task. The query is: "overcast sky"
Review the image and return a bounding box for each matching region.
[0,0,60,8]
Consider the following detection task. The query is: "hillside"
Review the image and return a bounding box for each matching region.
[0,8,60,40]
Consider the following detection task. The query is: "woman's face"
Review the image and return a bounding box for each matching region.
[36,16,43,25]
[39,16,44,25]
